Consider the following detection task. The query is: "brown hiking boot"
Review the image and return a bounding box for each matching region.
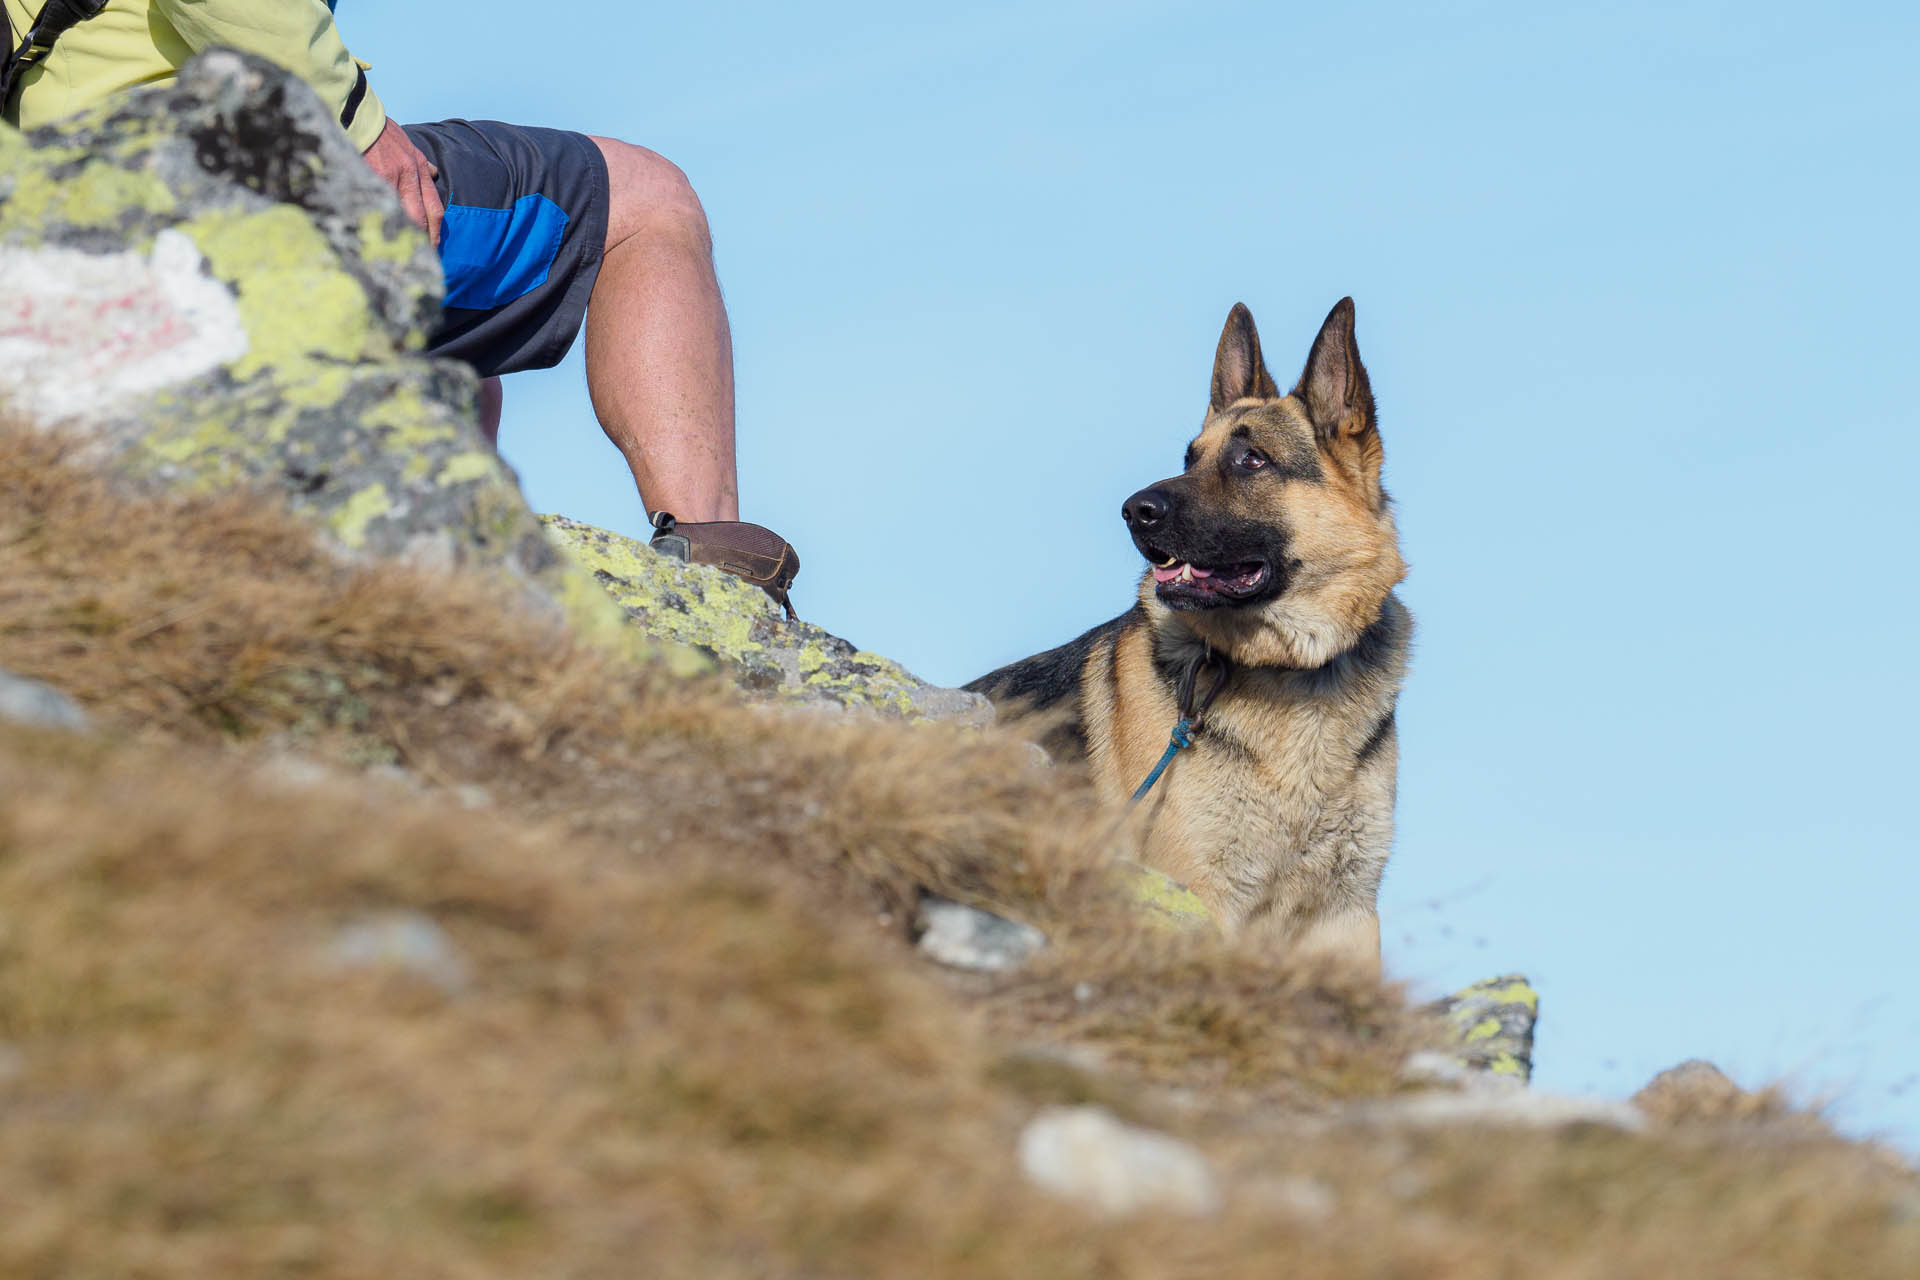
[649,512,801,620]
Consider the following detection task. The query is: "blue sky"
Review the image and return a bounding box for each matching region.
[347,2,1920,1149]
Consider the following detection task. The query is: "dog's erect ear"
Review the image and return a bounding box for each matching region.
[1210,302,1281,411]
[1294,297,1375,442]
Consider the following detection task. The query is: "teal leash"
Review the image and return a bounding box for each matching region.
[1129,648,1230,804]
[1129,718,1196,801]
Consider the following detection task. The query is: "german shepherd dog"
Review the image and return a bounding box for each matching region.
[967,299,1409,978]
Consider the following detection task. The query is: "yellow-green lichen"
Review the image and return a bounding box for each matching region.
[0,160,174,231]
[541,518,769,662]
[179,205,375,377]
[550,564,713,675]
[1474,979,1539,1012]
[355,208,426,267]
[140,371,318,467]
[1112,860,1217,932]
[332,483,392,549]
[136,409,261,481]
[1464,1017,1504,1043]
[277,363,355,411]
[359,386,457,449]
[537,515,955,712]
[435,452,499,486]
[0,125,39,167]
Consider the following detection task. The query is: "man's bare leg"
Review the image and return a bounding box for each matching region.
[584,137,738,522]
[477,375,503,447]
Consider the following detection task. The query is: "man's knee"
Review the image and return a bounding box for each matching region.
[589,136,710,255]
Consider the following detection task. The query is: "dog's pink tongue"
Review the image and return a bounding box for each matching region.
[1151,562,1213,583]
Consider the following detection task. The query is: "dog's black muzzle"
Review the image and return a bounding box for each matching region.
[1122,478,1288,610]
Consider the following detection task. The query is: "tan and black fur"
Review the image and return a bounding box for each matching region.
[968,299,1409,977]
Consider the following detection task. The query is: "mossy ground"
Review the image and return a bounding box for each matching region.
[1,417,1916,1277]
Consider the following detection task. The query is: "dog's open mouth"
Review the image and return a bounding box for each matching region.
[1142,549,1271,602]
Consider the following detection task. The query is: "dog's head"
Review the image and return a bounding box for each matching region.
[1124,299,1405,669]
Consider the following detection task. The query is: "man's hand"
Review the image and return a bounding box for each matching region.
[361,119,444,246]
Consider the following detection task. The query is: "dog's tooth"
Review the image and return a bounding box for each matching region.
[1178,563,1193,583]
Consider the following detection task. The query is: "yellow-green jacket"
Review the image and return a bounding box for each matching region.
[2,0,386,150]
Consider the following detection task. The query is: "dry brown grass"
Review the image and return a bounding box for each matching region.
[2,418,1916,1278]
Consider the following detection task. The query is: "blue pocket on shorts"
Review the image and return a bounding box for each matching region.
[438,194,569,311]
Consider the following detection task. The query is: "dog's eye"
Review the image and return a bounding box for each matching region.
[1183,447,1198,471]
[1238,449,1269,472]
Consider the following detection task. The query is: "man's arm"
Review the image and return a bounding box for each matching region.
[153,1,443,241]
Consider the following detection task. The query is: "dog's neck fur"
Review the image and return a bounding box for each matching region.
[1138,568,1401,678]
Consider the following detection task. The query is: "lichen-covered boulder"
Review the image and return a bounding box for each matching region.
[0,49,634,649]
[1428,974,1539,1083]
[541,514,991,720]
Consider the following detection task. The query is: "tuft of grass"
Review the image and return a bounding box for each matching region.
[2,415,1916,1278]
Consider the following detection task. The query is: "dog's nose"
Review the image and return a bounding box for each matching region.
[1122,488,1170,529]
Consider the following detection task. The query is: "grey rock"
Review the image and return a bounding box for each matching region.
[916,895,1046,972]
[1400,1048,1514,1092]
[321,910,469,996]
[904,682,996,726]
[0,51,635,646]
[1018,1105,1220,1217]
[542,514,993,720]
[1633,1059,1738,1107]
[0,669,90,732]
[1426,974,1538,1084]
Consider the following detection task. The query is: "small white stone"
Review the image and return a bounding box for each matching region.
[256,754,332,790]
[321,911,469,996]
[916,896,1045,973]
[0,670,90,732]
[1018,1105,1220,1217]
[1242,1174,1338,1222]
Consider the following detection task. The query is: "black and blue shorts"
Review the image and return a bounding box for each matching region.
[402,119,610,378]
